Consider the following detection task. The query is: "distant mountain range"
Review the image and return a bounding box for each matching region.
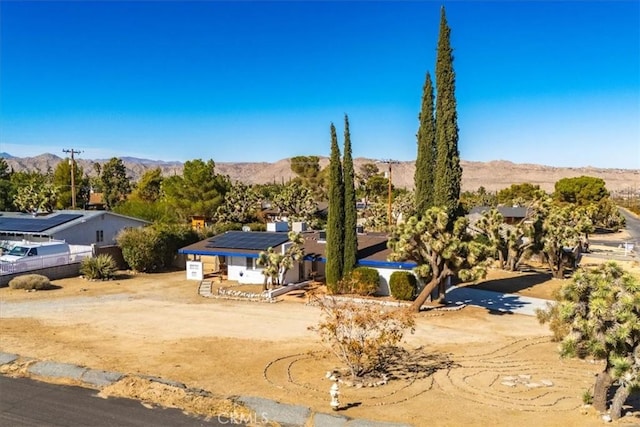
[2,152,638,193]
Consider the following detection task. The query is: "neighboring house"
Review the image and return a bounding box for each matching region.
[468,206,529,226]
[179,227,416,295]
[85,192,106,210]
[0,210,149,247]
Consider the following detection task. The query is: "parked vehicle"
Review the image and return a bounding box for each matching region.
[0,241,71,273]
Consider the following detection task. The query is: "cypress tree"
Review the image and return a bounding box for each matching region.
[326,123,344,288]
[342,114,358,275]
[414,71,436,215]
[433,6,462,222]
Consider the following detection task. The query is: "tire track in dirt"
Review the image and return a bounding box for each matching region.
[264,336,597,411]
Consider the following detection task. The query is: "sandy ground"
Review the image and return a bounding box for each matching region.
[1,266,639,426]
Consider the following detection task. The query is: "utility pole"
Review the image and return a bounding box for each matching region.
[62,148,83,209]
[379,159,399,227]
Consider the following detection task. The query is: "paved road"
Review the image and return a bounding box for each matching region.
[620,209,640,242]
[0,376,232,427]
[590,209,640,248]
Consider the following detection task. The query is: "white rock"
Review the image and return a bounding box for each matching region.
[501,381,517,387]
[525,383,541,388]
[602,414,612,423]
[518,374,532,380]
[540,380,554,387]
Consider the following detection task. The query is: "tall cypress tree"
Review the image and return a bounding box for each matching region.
[326,123,344,288]
[414,71,436,215]
[342,114,358,275]
[433,6,462,222]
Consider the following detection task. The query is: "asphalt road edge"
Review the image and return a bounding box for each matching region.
[0,352,413,427]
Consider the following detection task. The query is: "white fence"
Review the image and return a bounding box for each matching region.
[0,246,93,276]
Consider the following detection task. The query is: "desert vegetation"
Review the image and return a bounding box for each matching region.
[8,274,52,290]
[537,262,640,420]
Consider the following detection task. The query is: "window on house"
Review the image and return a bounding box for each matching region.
[245,257,254,270]
[96,230,104,243]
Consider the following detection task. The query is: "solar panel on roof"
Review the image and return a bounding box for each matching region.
[205,231,289,251]
[0,214,82,233]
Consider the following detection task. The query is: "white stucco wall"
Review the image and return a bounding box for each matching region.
[227,255,303,285]
[227,256,264,284]
[372,267,419,297]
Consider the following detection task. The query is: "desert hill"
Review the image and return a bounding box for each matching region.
[2,153,638,194]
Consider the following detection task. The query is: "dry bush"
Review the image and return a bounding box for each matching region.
[333,267,380,296]
[9,274,52,290]
[309,296,415,379]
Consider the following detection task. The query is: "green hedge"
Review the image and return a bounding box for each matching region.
[389,271,417,301]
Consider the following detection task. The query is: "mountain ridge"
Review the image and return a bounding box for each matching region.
[2,152,638,193]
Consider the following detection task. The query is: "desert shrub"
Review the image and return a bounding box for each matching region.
[9,274,52,290]
[331,267,380,296]
[117,227,159,272]
[154,223,201,269]
[80,254,117,280]
[117,224,200,272]
[310,297,415,379]
[350,267,379,296]
[389,271,417,301]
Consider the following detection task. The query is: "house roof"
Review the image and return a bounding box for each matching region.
[179,230,416,269]
[469,206,528,218]
[0,210,149,235]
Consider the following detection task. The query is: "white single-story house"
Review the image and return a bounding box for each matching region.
[179,228,417,295]
[0,210,150,247]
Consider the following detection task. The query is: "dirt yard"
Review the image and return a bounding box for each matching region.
[1,264,638,426]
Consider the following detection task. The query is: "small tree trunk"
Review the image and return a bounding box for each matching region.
[548,254,564,279]
[410,278,439,312]
[497,251,505,270]
[593,370,613,412]
[610,383,630,420]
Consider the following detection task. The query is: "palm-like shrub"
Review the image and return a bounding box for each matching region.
[80,254,117,280]
[389,271,417,301]
[9,274,52,290]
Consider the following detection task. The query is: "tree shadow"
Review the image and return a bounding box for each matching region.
[378,346,457,382]
[445,287,534,314]
[466,271,552,295]
[607,384,640,419]
[113,272,134,280]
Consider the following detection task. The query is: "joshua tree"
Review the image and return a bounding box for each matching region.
[537,262,640,419]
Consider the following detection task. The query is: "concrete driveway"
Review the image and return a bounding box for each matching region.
[445,286,552,316]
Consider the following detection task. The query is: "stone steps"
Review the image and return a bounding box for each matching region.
[198,280,212,297]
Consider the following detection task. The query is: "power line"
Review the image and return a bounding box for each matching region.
[378,159,400,227]
[62,149,83,209]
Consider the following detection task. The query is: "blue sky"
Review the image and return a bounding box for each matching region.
[1,1,638,169]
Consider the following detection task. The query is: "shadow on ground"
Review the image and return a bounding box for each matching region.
[466,271,552,295]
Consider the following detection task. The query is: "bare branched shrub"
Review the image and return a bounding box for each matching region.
[309,297,415,379]
[9,274,52,290]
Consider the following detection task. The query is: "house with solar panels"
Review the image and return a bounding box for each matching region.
[179,228,417,295]
[0,210,149,247]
